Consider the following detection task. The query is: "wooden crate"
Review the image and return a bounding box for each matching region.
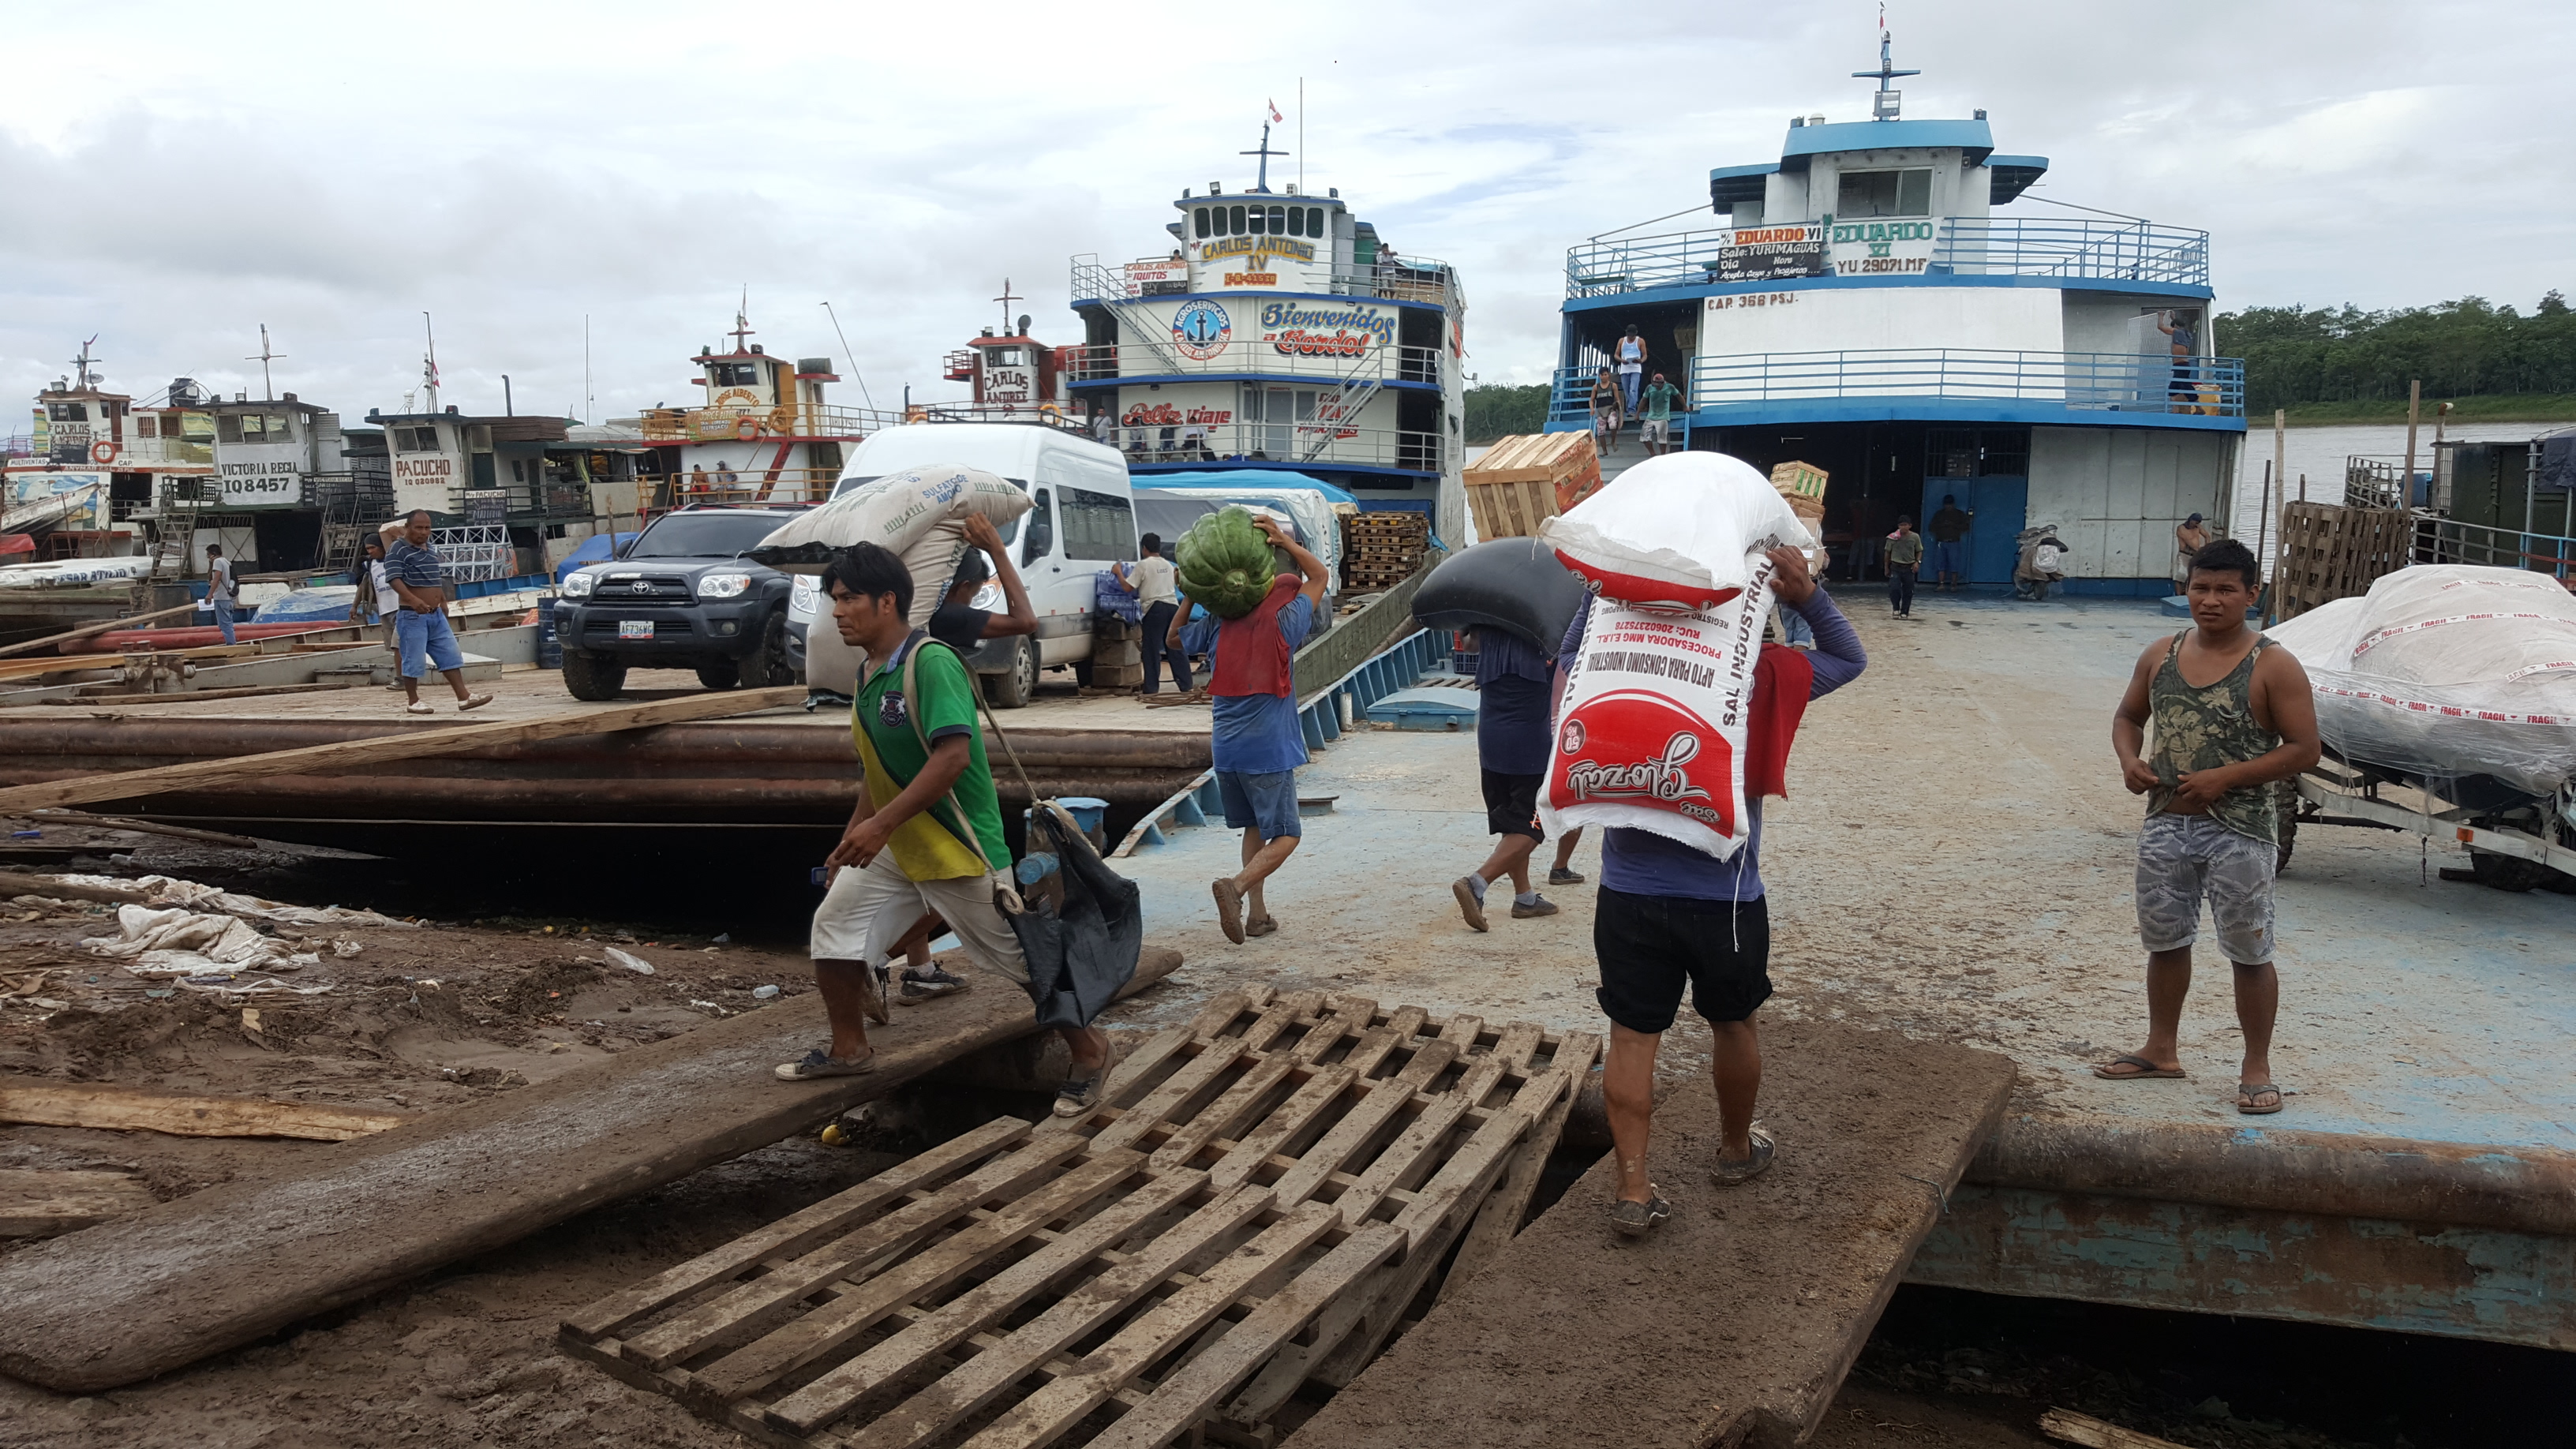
[560,989,1597,1449]
[1467,432,1601,530]
[1769,459,1828,504]
[2274,502,2416,620]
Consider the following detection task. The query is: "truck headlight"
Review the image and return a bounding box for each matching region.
[560,571,596,597]
[697,572,753,600]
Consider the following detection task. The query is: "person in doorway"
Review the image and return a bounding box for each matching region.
[1614,325,1647,414]
[384,511,495,716]
[1171,515,1325,943]
[788,541,1114,1113]
[1451,625,1561,930]
[347,533,400,653]
[2158,309,2200,412]
[1120,532,1193,695]
[1591,366,1623,457]
[2173,513,2211,589]
[1885,516,1923,618]
[1929,494,1975,592]
[1568,545,1866,1237]
[1637,373,1682,457]
[2099,538,2319,1116]
[205,544,240,646]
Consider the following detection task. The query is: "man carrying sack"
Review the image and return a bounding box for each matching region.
[784,541,1113,1116]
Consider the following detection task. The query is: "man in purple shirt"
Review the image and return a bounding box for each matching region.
[1559,547,1866,1237]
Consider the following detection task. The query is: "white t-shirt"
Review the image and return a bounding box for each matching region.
[208,556,238,603]
[1130,554,1178,607]
[367,558,398,613]
[1616,337,1645,372]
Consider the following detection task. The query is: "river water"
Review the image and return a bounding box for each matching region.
[2224,421,2562,558]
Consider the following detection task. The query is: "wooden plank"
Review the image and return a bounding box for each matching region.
[1265,1039,1458,1208]
[1444,1032,1602,1299]
[560,1115,1033,1340]
[0,1083,405,1141]
[0,684,807,814]
[0,946,1184,1394]
[24,811,268,850]
[1091,992,1312,1156]
[762,1169,1209,1435]
[0,1169,158,1237]
[0,601,202,659]
[958,1202,1342,1449]
[623,1132,1095,1370]
[2039,1408,2192,1449]
[0,871,155,904]
[839,1184,1278,1449]
[1146,991,1331,1170]
[695,1148,1147,1400]
[1082,1222,1406,1449]
[51,681,362,707]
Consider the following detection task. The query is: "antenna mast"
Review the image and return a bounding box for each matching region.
[1854,3,1919,120]
[994,279,1023,335]
[247,324,286,400]
[1241,107,1289,193]
[422,312,440,414]
[70,336,101,391]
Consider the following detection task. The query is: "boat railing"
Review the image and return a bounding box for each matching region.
[1563,217,2212,295]
[2345,455,2417,511]
[635,402,886,444]
[1548,349,2246,422]
[2409,515,2576,582]
[1063,342,1445,388]
[1072,254,1462,309]
[1111,419,1443,474]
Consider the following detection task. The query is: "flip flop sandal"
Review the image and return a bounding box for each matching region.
[774,1047,877,1081]
[2237,1083,2284,1115]
[1710,1127,1777,1186]
[2092,1054,2186,1080]
[1609,1189,1672,1238]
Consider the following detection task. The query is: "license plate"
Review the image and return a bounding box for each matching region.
[618,620,654,639]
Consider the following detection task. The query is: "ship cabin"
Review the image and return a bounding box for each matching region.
[635,320,867,507]
[6,365,150,560]
[945,327,1070,416]
[1551,50,2246,593]
[1065,163,1469,544]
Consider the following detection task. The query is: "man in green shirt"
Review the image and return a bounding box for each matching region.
[1636,373,1683,456]
[781,541,1112,1116]
[1885,516,1924,619]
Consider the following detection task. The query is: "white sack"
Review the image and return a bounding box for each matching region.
[2263,564,2576,795]
[1539,554,1778,859]
[84,904,294,976]
[1540,451,1812,610]
[50,874,414,930]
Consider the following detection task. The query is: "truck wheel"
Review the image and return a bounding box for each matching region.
[695,658,742,691]
[737,610,789,690]
[562,647,627,702]
[2468,848,2552,893]
[987,636,1035,709]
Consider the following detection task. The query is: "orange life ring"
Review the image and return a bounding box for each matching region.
[733,416,759,441]
[1039,401,1062,419]
[89,440,120,465]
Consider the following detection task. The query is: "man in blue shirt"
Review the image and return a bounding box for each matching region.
[1559,546,1866,1236]
[384,510,493,716]
[1171,515,1324,944]
[1452,626,1561,929]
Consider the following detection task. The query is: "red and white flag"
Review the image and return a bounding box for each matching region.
[1267,99,1283,123]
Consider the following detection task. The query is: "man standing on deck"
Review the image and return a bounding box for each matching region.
[2097,538,2319,1117]
[1450,625,1561,930]
[1885,516,1923,619]
[1614,325,1647,415]
[1637,373,1683,458]
[384,511,494,716]
[1929,494,1974,592]
[2158,309,2200,412]
[1571,547,1866,1237]
[205,544,239,646]
[1172,515,1326,944]
[1120,532,1193,695]
[788,541,1114,1114]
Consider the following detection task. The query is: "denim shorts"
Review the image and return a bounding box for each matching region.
[1216,769,1302,841]
[2136,811,2275,964]
[397,608,465,680]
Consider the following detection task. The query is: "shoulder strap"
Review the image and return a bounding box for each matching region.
[893,635,1002,879]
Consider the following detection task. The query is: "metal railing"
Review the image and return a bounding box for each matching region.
[2346,456,2415,510]
[1563,216,2212,296]
[635,402,885,443]
[1072,255,1462,309]
[1063,342,1444,388]
[1545,350,2244,422]
[2411,515,2576,581]
[1113,421,1443,474]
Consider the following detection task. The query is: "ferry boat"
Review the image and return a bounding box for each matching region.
[1061,131,1469,550]
[4,342,161,566]
[633,309,871,506]
[1548,37,2245,593]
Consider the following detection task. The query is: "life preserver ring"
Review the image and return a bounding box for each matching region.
[734,416,760,441]
[904,406,930,424]
[1039,401,1062,420]
[89,441,120,465]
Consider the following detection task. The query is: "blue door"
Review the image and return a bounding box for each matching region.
[1921,476,2027,584]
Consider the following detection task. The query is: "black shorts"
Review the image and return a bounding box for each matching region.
[1480,769,1545,843]
[1593,886,1772,1033]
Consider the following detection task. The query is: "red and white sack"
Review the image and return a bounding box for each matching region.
[1538,451,1811,610]
[1540,552,1777,859]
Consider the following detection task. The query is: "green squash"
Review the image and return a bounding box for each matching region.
[1175,507,1282,619]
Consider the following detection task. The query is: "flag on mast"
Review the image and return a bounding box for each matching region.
[1267,99,1282,124]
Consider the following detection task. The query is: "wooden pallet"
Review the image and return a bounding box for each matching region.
[2274,501,2414,620]
[560,988,1598,1449]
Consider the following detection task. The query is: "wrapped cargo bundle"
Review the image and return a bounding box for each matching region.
[1410,537,1589,650]
[2263,564,2576,796]
[753,465,1031,627]
[1537,452,1812,859]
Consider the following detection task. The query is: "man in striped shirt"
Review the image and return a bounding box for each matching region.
[385,510,493,716]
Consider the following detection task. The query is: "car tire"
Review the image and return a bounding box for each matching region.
[737,609,789,689]
[987,636,1035,709]
[695,658,742,691]
[562,647,627,702]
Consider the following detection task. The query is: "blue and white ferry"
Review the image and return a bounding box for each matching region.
[1550,39,2245,593]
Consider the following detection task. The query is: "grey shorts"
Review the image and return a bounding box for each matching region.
[1640,417,1671,444]
[808,852,1028,983]
[2135,811,2275,964]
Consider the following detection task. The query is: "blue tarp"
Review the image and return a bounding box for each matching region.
[553,531,642,582]
[1131,470,1359,507]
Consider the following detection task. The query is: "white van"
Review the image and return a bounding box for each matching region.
[789,421,1138,706]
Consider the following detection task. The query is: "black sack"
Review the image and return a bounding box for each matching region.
[1006,804,1142,1031]
[1411,537,1589,650]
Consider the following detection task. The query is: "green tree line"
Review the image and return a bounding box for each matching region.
[2221,291,2574,413]
[1464,384,1551,444]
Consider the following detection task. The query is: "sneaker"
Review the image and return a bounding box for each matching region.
[897,966,972,1005]
[774,1046,877,1081]
[1547,867,1586,886]
[1510,894,1559,919]
[1710,1127,1777,1185]
[1211,878,1247,944]
[1452,876,1489,932]
[1053,1070,1103,1118]
[1608,1189,1671,1238]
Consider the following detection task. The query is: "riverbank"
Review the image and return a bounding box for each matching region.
[2260,394,2576,426]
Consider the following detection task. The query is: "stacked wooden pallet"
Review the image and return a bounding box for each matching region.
[1466,432,1600,539]
[2274,502,2415,620]
[560,987,1598,1449]
[1341,512,1431,593]
[1090,616,1144,691]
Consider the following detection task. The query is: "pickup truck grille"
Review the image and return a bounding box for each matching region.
[588,575,694,602]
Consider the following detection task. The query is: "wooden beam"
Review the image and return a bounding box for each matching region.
[0,685,806,814]
[0,1169,159,1237]
[0,1084,406,1141]
[23,811,268,850]
[0,601,203,659]
[2040,1407,2191,1449]
[0,871,154,904]
[47,680,362,708]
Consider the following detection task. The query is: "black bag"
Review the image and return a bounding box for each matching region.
[1005,803,1142,1031]
[1412,537,1589,650]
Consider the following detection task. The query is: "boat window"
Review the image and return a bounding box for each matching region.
[1058,485,1136,561]
[1837,167,1933,218]
[1020,488,1055,566]
[1248,206,1266,235]
[47,402,88,422]
[990,346,1025,365]
[708,361,761,387]
[1309,208,1325,238]
[394,425,440,452]
[1230,204,1245,234]
[136,416,159,439]
[1268,205,1286,235]
[1193,206,1211,238]
[1286,208,1305,238]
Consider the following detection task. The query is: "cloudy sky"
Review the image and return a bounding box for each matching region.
[1,0,2563,429]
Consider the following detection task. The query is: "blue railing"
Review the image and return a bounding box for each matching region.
[1546,350,2245,425]
[1563,217,2211,297]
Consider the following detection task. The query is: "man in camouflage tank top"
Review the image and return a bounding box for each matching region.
[2099,538,2320,1115]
